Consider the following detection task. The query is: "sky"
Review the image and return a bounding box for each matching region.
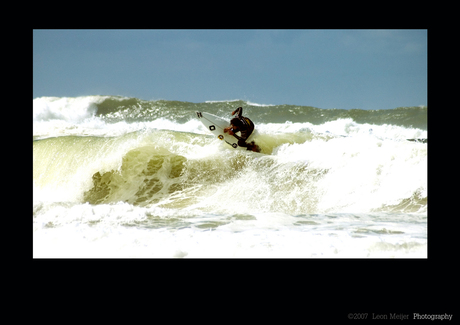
[33,29,427,110]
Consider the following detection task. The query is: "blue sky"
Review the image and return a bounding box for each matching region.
[33,29,427,110]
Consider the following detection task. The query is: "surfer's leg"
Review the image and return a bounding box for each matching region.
[246,141,260,152]
[238,138,260,152]
[237,139,247,147]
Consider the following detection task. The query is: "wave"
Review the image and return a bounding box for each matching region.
[33,96,427,258]
[33,127,427,215]
[33,96,427,130]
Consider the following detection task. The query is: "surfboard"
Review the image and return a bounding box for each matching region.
[196,111,260,151]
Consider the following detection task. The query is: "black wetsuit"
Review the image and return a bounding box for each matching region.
[230,107,255,149]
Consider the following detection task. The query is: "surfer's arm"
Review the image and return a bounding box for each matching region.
[224,126,234,135]
[232,132,244,142]
[232,107,243,117]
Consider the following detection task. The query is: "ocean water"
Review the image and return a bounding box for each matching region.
[33,96,427,258]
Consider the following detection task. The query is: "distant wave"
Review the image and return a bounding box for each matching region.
[34,95,427,130]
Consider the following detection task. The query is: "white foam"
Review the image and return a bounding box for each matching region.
[245,101,275,107]
[258,118,426,141]
[33,96,110,123]
[33,207,427,258]
[311,118,427,140]
[33,115,206,139]
[205,99,241,103]
[204,99,275,107]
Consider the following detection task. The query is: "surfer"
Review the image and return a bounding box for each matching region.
[224,107,260,152]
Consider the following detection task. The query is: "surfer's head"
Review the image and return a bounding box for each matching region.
[231,118,244,129]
